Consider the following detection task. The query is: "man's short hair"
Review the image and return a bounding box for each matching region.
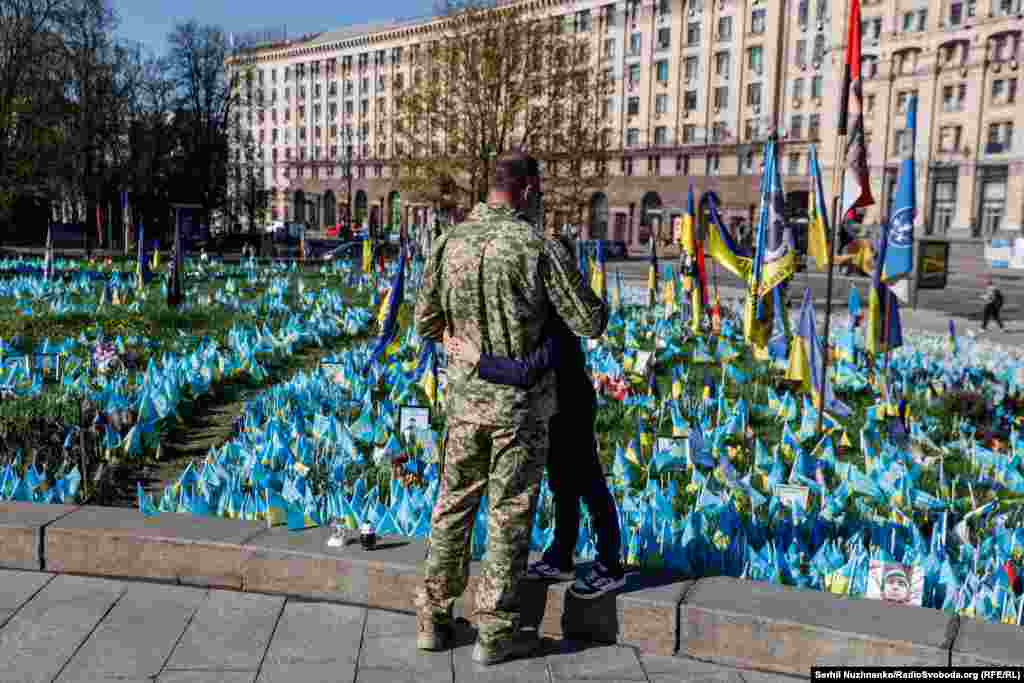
[493,150,539,193]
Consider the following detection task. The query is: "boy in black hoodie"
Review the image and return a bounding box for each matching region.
[445,236,625,599]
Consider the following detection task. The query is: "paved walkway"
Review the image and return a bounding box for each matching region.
[0,570,799,683]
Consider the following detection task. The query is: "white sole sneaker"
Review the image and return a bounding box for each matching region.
[568,573,628,600]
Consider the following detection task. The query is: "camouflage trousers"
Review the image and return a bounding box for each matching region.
[418,416,548,645]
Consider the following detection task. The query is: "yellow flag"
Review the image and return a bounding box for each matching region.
[362,238,373,274]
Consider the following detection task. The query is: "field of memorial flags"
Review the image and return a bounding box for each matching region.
[1,236,1024,627]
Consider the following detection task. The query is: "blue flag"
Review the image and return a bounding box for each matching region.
[883,95,916,300]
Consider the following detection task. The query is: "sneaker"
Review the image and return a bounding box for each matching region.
[471,629,541,666]
[416,615,453,652]
[568,562,627,600]
[524,560,574,581]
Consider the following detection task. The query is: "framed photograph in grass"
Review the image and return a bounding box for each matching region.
[632,350,653,378]
[399,405,430,441]
[774,484,810,511]
[33,353,63,381]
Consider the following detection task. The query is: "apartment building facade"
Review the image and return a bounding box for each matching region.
[229,0,1024,246]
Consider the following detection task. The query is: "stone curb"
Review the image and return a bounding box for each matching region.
[2,503,1023,676]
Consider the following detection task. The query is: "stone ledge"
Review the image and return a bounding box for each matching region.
[44,506,266,589]
[0,504,1012,673]
[950,617,1024,667]
[0,503,79,571]
[678,576,955,676]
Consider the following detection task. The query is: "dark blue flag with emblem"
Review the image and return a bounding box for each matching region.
[883,95,916,302]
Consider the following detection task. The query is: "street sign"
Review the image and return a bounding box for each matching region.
[915,239,949,290]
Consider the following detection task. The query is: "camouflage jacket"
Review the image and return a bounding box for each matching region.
[415,203,608,426]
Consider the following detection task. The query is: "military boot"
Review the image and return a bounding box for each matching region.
[416,612,454,652]
[471,629,541,666]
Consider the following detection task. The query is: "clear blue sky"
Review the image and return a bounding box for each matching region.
[113,0,436,54]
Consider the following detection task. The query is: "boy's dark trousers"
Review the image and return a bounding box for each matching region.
[983,303,1005,330]
[542,402,622,574]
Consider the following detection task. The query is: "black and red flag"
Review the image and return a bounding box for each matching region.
[839,0,874,218]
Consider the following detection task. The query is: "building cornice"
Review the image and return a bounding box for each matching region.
[230,0,572,66]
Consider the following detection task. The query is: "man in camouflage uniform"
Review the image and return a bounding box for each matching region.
[414,151,607,665]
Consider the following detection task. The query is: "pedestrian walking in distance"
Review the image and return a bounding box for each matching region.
[414,151,607,666]
[982,277,1005,331]
[446,233,626,600]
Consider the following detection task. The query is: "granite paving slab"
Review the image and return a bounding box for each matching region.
[256,600,366,683]
[0,502,78,570]
[53,582,208,683]
[0,574,126,683]
[165,590,284,671]
[949,616,1024,666]
[158,672,258,683]
[643,654,809,683]
[356,609,453,683]
[0,570,53,619]
[679,576,954,675]
[545,641,648,681]
[46,506,265,588]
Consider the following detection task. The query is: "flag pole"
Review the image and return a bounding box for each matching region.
[815,145,847,438]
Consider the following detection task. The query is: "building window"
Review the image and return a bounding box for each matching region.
[743,150,756,173]
[748,46,764,74]
[655,94,670,114]
[896,90,916,114]
[866,94,876,113]
[992,78,1018,105]
[628,64,641,85]
[626,128,640,146]
[683,124,697,142]
[745,118,759,140]
[629,32,642,55]
[685,56,699,80]
[714,86,729,108]
[576,9,592,31]
[677,154,690,174]
[687,22,701,45]
[893,129,911,155]
[939,125,962,152]
[932,180,957,233]
[796,40,807,68]
[649,155,660,175]
[717,16,733,41]
[812,35,825,64]
[707,153,720,174]
[627,96,640,115]
[602,97,614,117]
[751,8,767,34]
[711,121,727,142]
[654,126,668,145]
[793,78,805,100]
[747,82,762,107]
[942,84,967,112]
[657,28,671,50]
[809,114,820,139]
[685,90,698,110]
[790,115,804,139]
[656,60,670,82]
[987,122,1014,153]
[622,157,634,176]
[788,153,801,175]
[979,177,1007,235]
[811,76,823,98]
[715,51,730,76]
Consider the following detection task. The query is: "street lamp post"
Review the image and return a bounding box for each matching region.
[344,128,354,240]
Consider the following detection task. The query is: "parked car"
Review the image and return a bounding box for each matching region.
[579,239,628,260]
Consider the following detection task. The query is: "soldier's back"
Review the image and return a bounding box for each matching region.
[439,204,553,425]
